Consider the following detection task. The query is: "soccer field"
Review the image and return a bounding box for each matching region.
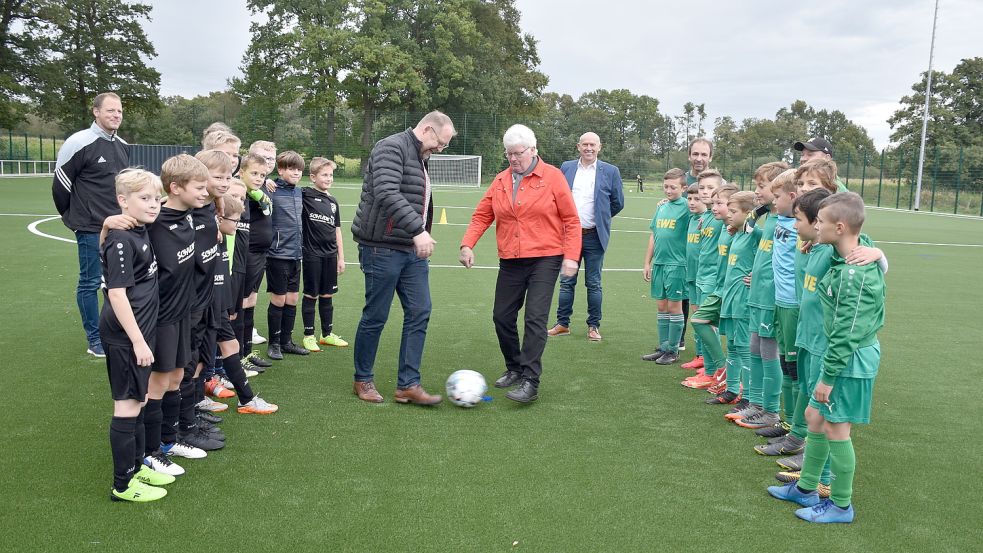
[1,177,981,552]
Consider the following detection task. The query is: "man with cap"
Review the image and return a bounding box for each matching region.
[793,137,847,191]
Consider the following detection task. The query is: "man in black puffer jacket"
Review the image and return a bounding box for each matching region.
[350,111,456,405]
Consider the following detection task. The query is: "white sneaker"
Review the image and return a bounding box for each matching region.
[163,440,207,459]
[252,328,267,344]
[217,375,235,390]
[195,398,228,413]
[244,368,259,378]
[144,452,185,476]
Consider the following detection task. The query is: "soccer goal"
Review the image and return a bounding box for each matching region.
[427,154,481,187]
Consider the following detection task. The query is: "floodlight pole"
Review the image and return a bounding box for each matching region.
[914,0,940,211]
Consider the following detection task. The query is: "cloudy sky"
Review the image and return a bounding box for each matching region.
[143,0,982,149]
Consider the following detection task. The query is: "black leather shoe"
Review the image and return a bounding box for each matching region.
[505,380,538,403]
[494,370,522,389]
[280,341,310,356]
[641,348,666,361]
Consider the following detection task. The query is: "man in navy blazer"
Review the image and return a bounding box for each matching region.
[548,132,624,341]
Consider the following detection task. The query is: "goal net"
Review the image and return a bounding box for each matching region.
[427,154,482,187]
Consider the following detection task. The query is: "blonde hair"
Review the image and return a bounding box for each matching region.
[202,130,241,151]
[819,192,866,233]
[228,178,247,198]
[195,149,234,172]
[727,190,756,212]
[115,168,163,197]
[697,168,723,185]
[754,161,790,182]
[796,159,838,193]
[160,154,210,191]
[309,157,337,176]
[663,167,687,184]
[222,194,245,218]
[203,122,232,139]
[240,153,268,172]
[711,183,739,199]
[248,140,276,154]
[770,168,798,193]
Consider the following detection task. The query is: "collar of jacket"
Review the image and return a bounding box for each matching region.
[275,177,296,189]
[89,121,117,141]
[404,128,425,164]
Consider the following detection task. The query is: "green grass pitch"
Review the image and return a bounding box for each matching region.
[1,177,981,552]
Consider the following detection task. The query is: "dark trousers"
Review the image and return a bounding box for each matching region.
[493,255,562,386]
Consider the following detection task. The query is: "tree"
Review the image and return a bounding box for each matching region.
[0,0,51,128]
[32,0,160,132]
[889,57,983,150]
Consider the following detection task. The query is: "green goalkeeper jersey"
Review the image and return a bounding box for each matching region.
[650,197,691,267]
[695,212,724,287]
[747,209,778,309]
[819,246,886,385]
[720,228,760,319]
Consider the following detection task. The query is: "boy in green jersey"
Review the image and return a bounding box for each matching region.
[682,170,723,372]
[688,184,738,396]
[683,184,706,366]
[734,163,788,429]
[642,168,692,365]
[769,192,886,524]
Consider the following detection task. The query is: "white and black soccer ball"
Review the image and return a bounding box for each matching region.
[445,370,487,408]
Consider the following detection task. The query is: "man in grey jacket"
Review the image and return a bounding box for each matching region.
[350,111,455,405]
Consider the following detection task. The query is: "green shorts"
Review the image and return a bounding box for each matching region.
[692,294,722,327]
[651,265,687,301]
[774,306,800,359]
[687,282,702,305]
[808,376,874,424]
[749,306,777,338]
[720,316,749,345]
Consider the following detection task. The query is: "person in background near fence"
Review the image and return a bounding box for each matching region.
[52,92,129,358]
[547,132,624,342]
[349,111,455,405]
[793,137,847,191]
[460,124,581,403]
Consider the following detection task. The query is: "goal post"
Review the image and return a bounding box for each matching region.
[427,154,482,187]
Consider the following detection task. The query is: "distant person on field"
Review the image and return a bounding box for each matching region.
[52,92,129,358]
[637,174,644,192]
[547,132,624,342]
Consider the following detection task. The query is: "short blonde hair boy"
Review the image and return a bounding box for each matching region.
[727,190,757,212]
[115,168,163,197]
[664,167,687,184]
[195,149,234,172]
[309,157,337,176]
[754,161,790,183]
[202,130,241,152]
[770,168,798,193]
[160,154,210,190]
[248,140,276,154]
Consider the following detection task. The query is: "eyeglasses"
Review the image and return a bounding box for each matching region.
[504,147,531,160]
[218,216,240,223]
[428,127,449,149]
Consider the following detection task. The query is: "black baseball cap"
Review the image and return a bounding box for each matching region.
[794,137,833,157]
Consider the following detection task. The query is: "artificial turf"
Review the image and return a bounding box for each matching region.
[1,177,981,552]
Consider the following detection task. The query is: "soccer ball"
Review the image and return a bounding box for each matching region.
[445,370,487,408]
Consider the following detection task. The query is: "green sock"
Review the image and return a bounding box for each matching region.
[790,377,809,439]
[726,340,746,395]
[748,352,763,406]
[762,356,782,412]
[782,375,795,420]
[668,314,684,353]
[828,439,856,508]
[798,431,830,491]
[657,312,669,350]
[694,323,724,373]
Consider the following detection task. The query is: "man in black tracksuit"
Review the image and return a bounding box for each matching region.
[52,92,129,358]
[349,111,456,405]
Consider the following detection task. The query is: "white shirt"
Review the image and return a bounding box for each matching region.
[572,159,596,228]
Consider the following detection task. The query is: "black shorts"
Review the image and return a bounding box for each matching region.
[247,252,268,295]
[229,272,246,309]
[216,310,237,343]
[152,316,191,373]
[106,342,153,401]
[267,257,301,295]
[190,308,218,369]
[303,255,339,297]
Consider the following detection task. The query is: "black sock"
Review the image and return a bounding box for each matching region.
[160,390,181,444]
[143,398,163,455]
[267,304,284,346]
[242,306,255,356]
[195,374,206,404]
[178,372,197,432]
[779,355,789,375]
[134,407,146,471]
[302,296,317,336]
[787,360,798,381]
[222,352,255,404]
[680,299,689,343]
[281,304,297,345]
[110,415,138,492]
[319,296,334,337]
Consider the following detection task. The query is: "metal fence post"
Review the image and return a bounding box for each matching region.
[877,150,884,207]
[860,149,868,199]
[845,151,852,187]
[954,146,963,215]
[7,129,12,159]
[895,150,904,209]
[23,132,28,158]
[929,145,939,212]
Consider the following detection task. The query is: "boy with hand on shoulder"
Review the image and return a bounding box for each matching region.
[102,169,174,502]
[683,183,707,370]
[237,153,274,371]
[642,168,692,365]
[300,157,348,352]
[768,192,886,524]
[682,169,724,373]
[265,151,308,360]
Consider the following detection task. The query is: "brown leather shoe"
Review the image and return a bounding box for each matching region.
[353,380,384,403]
[547,324,570,337]
[394,384,442,405]
[587,326,602,341]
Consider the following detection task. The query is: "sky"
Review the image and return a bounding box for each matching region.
[143,0,983,149]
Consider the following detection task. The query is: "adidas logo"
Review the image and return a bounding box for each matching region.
[97,156,107,163]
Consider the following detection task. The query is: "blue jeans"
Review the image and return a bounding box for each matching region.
[76,231,102,345]
[555,230,605,328]
[353,245,432,389]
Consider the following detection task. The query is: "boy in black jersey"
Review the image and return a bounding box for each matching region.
[104,154,212,477]
[265,151,309,360]
[101,169,172,502]
[239,152,274,368]
[301,157,347,351]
